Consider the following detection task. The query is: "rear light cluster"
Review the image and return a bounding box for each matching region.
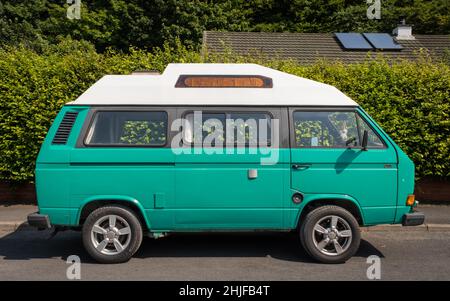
[406,194,415,206]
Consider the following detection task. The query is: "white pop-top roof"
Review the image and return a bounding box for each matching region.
[69,63,358,106]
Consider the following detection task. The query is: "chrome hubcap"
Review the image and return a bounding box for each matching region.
[91,215,131,255]
[312,215,352,256]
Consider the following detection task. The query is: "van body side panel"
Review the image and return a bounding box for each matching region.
[289,107,399,226]
[65,107,178,229]
[35,106,90,225]
[68,149,175,229]
[169,149,290,230]
[289,152,398,225]
[36,106,175,228]
[394,150,415,222]
[357,108,416,223]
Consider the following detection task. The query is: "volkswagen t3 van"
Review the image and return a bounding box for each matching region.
[28,63,424,264]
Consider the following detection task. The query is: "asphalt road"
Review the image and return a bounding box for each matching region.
[0,228,449,281]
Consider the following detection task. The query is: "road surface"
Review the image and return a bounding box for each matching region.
[0,228,449,281]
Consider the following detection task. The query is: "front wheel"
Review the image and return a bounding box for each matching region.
[82,205,143,263]
[300,205,361,264]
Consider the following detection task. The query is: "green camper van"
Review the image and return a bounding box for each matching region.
[28,64,424,264]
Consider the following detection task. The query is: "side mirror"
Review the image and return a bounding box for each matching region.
[361,130,368,151]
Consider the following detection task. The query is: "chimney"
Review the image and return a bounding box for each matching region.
[393,17,415,40]
[131,70,160,75]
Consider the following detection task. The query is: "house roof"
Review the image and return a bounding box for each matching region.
[69,63,358,107]
[202,31,450,64]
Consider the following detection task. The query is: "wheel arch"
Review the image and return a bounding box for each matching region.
[296,195,365,227]
[76,196,150,230]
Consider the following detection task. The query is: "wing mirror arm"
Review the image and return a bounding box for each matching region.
[361,130,368,151]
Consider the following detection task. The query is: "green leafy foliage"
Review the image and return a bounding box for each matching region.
[0,0,448,52]
[120,121,167,145]
[0,42,449,182]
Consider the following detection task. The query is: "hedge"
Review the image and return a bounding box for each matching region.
[0,40,449,182]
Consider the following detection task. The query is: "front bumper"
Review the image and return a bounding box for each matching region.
[27,212,51,230]
[402,212,425,226]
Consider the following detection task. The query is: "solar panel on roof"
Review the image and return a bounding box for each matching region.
[363,33,403,50]
[335,33,373,50]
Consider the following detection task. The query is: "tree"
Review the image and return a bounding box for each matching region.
[0,0,448,52]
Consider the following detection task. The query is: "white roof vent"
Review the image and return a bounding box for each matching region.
[393,18,415,40]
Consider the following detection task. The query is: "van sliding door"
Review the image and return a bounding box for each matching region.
[171,107,290,230]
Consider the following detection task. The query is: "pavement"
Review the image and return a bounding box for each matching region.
[0,204,36,231]
[0,204,36,222]
[0,203,449,280]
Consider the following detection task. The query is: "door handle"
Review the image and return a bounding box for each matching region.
[292,164,311,170]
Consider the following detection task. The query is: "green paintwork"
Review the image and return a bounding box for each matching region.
[35,105,415,231]
[357,108,415,223]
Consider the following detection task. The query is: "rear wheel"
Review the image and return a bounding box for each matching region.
[82,205,143,263]
[300,205,360,264]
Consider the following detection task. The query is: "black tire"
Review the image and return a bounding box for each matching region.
[299,205,360,264]
[82,205,143,264]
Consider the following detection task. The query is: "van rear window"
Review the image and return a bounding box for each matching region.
[85,111,167,146]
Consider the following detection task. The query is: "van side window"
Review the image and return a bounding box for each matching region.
[293,111,359,148]
[85,111,167,146]
[228,113,271,146]
[183,113,226,146]
[183,112,272,147]
[356,114,385,148]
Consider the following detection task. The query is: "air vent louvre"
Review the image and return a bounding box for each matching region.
[52,111,79,144]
